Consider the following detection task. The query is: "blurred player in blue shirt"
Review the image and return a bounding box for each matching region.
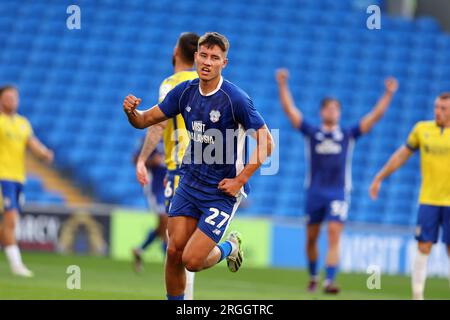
[276,69,398,294]
[132,139,167,273]
[123,32,274,300]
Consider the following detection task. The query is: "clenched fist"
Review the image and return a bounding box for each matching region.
[218,178,243,197]
[275,68,289,85]
[123,94,142,115]
[385,77,398,94]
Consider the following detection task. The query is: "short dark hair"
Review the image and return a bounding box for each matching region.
[177,32,200,64]
[438,92,450,100]
[0,85,16,97]
[320,97,340,110]
[198,32,229,55]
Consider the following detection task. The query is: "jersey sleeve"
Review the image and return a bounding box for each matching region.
[348,124,362,139]
[233,95,265,131]
[24,118,34,139]
[406,123,421,151]
[298,120,316,137]
[158,81,189,118]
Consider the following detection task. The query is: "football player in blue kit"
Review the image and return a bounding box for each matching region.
[123,32,275,300]
[132,139,167,273]
[276,69,398,294]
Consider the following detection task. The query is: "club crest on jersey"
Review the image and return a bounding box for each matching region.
[333,130,343,141]
[316,139,342,154]
[209,110,221,123]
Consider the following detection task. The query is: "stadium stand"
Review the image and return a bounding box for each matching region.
[1,0,448,225]
[24,175,65,205]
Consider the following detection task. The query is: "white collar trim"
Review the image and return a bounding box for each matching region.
[199,76,223,96]
[321,125,341,133]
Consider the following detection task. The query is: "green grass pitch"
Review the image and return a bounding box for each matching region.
[0,252,448,300]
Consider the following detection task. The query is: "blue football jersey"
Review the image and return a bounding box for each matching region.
[299,120,362,196]
[158,77,265,197]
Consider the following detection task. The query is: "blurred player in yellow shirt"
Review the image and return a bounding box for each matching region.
[370,93,450,300]
[0,85,54,277]
[133,33,199,299]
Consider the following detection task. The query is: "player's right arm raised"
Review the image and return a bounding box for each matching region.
[276,68,303,129]
[123,94,168,129]
[369,146,413,200]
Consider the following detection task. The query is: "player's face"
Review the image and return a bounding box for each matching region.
[435,98,450,127]
[0,89,19,114]
[195,45,227,82]
[320,101,341,125]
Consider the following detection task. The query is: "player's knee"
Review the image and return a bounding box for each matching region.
[182,255,204,272]
[166,245,183,263]
[3,212,17,229]
[184,260,203,272]
[306,238,317,248]
[328,235,340,246]
[418,242,432,255]
[327,226,342,243]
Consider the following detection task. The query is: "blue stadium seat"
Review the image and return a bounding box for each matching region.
[1,0,445,225]
[415,16,441,33]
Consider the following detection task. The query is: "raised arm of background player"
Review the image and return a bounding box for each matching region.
[369,146,414,200]
[276,69,399,132]
[358,77,398,134]
[275,69,303,128]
